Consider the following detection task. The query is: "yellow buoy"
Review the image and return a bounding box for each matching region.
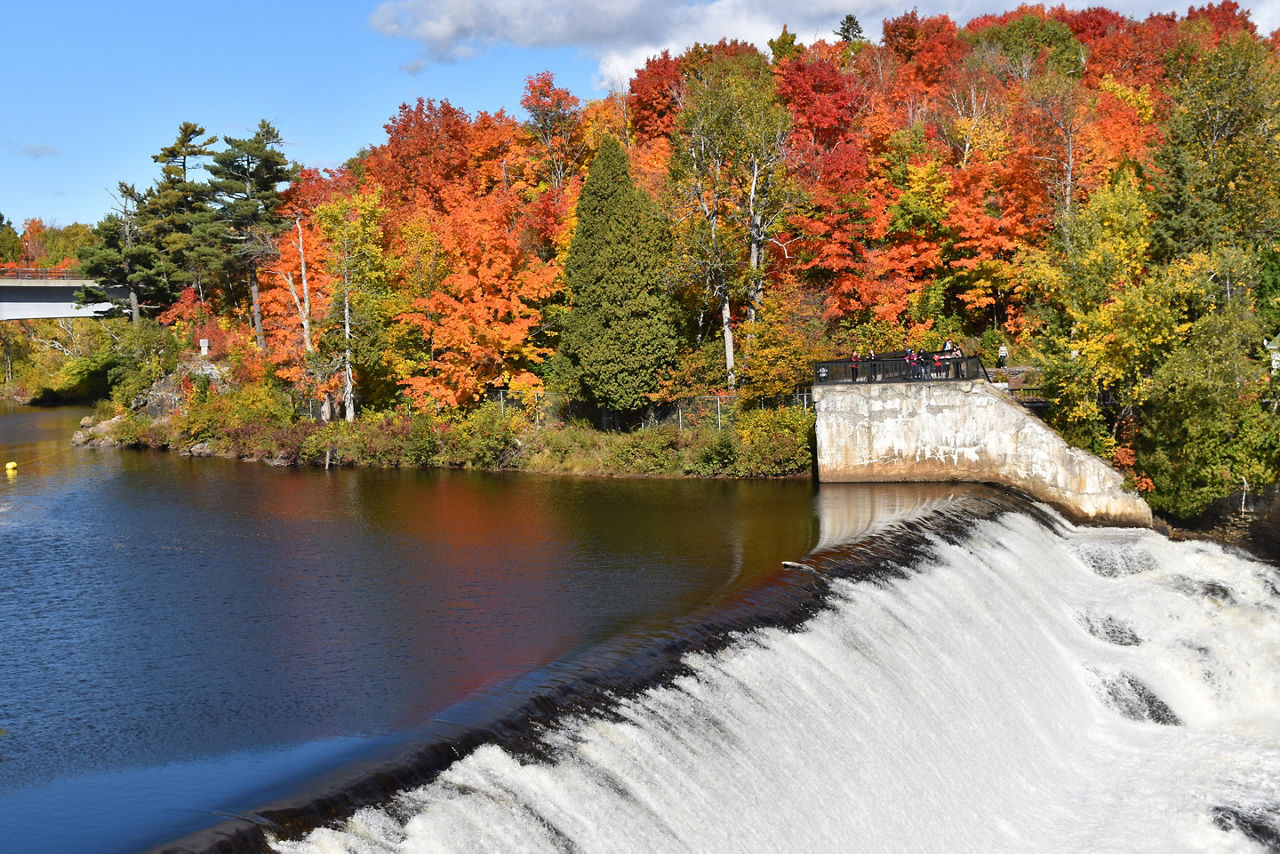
[4,461,15,471]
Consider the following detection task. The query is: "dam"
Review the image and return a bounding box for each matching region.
[812,356,1152,527]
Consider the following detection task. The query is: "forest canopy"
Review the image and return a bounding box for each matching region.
[3,2,1278,518]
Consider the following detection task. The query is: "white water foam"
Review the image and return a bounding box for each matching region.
[273,507,1280,853]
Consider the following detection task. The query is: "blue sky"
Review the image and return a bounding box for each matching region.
[2,0,1276,230]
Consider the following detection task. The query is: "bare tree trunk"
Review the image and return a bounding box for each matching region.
[721,291,736,389]
[249,263,266,352]
[747,209,765,323]
[342,249,355,423]
[296,219,312,352]
[129,289,140,324]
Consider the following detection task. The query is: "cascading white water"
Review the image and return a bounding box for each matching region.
[273,502,1280,853]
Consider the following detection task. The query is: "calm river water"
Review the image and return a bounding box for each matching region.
[0,401,826,852]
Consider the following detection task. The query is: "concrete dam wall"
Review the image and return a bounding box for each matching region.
[813,380,1152,527]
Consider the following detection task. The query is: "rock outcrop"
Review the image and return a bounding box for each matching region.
[70,415,123,449]
[813,380,1152,527]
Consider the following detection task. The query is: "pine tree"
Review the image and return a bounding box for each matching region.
[76,184,159,321]
[835,13,864,42]
[138,122,220,305]
[1146,144,1225,263]
[209,120,295,350]
[560,136,679,417]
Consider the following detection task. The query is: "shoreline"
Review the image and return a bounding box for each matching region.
[63,410,1280,567]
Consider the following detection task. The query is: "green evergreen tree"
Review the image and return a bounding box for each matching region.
[77,184,162,321]
[1146,144,1227,263]
[560,136,679,418]
[138,122,221,305]
[835,14,864,43]
[0,212,21,262]
[208,120,295,350]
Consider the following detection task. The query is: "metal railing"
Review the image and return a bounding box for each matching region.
[1008,386,1049,411]
[814,352,990,385]
[0,266,77,280]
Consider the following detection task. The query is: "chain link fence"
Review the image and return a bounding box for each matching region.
[485,388,813,431]
[296,387,814,428]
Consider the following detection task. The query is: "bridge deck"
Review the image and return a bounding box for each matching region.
[0,272,120,320]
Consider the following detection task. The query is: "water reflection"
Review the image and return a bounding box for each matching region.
[812,482,978,551]
[0,402,977,852]
[0,404,822,851]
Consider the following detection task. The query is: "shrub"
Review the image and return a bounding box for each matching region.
[608,423,683,475]
[93,399,120,422]
[403,413,441,467]
[171,382,293,453]
[512,422,611,474]
[733,407,814,477]
[684,429,737,476]
[438,402,519,468]
[111,411,158,448]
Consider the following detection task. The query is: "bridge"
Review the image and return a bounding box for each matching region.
[811,354,1152,527]
[0,268,121,321]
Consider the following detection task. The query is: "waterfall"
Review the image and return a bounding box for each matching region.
[272,494,1280,853]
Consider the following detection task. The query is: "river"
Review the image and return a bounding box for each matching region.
[2,402,1278,853]
[0,402,824,852]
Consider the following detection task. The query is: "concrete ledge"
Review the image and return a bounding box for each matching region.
[813,381,1152,527]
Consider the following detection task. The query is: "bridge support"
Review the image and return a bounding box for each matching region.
[813,380,1152,527]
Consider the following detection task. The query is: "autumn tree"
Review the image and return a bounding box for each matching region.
[1148,32,1280,261]
[769,26,802,65]
[628,51,683,143]
[521,71,585,195]
[363,98,475,216]
[40,223,96,268]
[315,189,394,420]
[398,186,559,409]
[259,168,351,418]
[670,49,792,388]
[558,137,679,417]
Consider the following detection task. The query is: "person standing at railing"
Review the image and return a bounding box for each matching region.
[868,349,877,382]
[849,351,860,382]
[954,345,965,378]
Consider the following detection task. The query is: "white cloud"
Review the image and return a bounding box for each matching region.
[370,0,851,81]
[370,0,1280,89]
